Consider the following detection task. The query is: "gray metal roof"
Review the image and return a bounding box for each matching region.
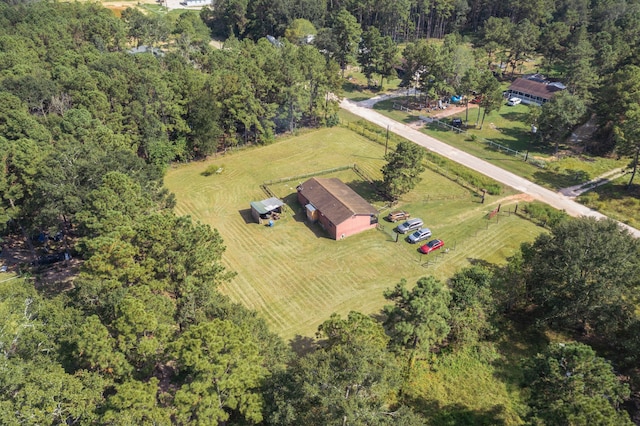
[250,197,283,214]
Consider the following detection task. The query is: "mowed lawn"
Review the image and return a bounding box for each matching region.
[164,127,544,339]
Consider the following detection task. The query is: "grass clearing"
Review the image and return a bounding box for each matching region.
[342,69,403,101]
[579,177,640,227]
[408,345,528,425]
[407,317,553,425]
[164,127,544,339]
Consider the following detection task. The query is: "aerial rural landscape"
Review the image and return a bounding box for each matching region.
[1,0,640,424]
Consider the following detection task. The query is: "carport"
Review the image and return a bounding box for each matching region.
[250,197,284,224]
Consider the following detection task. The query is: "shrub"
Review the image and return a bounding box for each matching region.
[201,164,224,176]
[523,202,568,227]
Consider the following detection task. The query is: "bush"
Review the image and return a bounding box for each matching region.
[424,152,502,195]
[523,202,568,227]
[201,164,224,176]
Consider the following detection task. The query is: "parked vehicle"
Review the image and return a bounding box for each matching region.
[386,211,410,222]
[419,239,445,254]
[397,218,424,234]
[31,251,71,267]
[408,228,432,244]
[507,97,522,106]
[451,118,463,128]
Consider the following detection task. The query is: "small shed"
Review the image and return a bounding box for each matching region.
[250,197,284,224]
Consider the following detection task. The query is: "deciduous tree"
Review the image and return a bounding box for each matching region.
[538,91,587,153]
[523,342,632,425]
[448,266,495,346]
[520,217,640,335]
[266,311,404,425]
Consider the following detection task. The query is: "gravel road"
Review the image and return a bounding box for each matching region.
[341,98,640,238]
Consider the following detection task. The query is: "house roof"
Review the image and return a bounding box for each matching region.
[508,78,563,100]
[298,177,377,225]
[250,197,283,215]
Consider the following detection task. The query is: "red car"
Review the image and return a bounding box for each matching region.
[419,239,444,254]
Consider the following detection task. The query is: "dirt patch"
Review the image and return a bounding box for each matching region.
[1,236,80,290]
[494,193,536,205]
[431,104,477,119]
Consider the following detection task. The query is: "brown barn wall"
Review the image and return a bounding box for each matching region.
[297,192,309,207]
[318,215,336,239]
[334,215,376,240]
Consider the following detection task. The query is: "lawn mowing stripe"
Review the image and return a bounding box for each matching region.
[219,223,330,329]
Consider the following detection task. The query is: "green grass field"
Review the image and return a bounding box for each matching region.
[164,127,544,340]
[408,346,527,425]
[579,176,640,227]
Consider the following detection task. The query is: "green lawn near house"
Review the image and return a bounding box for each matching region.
[164,126,544,340]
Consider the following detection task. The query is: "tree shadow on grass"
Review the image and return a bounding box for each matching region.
[466,258,494,269]
[485,127,532,152]
[407,396,508,425]
[370,310,387,324]
[345,180,387,204]
[501,111,529,123]
[491,312,549,388]
[533,168,590,190]
[348,96,371,102]
[289,334,316,356]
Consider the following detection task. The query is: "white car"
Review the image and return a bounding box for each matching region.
[407,228,432,244]
[507,97,522,106]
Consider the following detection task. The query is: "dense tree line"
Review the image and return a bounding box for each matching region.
[0,1,341,236]
[4,214,637,423]
[208,0,640,170]
[207,0,607,41]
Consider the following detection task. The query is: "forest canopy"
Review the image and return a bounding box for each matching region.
[1,1,640,424]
